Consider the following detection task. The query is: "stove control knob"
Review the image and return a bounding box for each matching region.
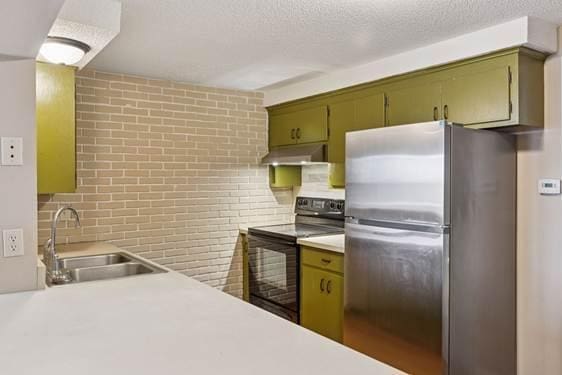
[329,201,336,209]
[337,202,344,210]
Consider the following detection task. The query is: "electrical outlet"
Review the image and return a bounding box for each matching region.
[1,137,23,166]
[3,229,24,257]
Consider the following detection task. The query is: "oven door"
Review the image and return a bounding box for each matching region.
[248,233,299,321]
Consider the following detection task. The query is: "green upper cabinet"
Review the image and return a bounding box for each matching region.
[269,105,328,148]
[36,62,76,194]
[355,93,386,129]
[267,48,545,142]
[386,81,442,127]
[328,92,385,163]
[442,65,511,126]
[269,111,297,147]
[383,48,544,129]
[327,100,354,163]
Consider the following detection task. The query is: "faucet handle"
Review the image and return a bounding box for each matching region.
[43,238,52,254]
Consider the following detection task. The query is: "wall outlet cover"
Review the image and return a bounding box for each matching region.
[3,229,24,257]
[1,137,23,166]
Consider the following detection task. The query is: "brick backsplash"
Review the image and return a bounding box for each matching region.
[37,69,294,298]
[295,164,345,200]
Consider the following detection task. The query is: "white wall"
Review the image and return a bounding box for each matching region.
[0,59,38,293]
[517,27,562,375]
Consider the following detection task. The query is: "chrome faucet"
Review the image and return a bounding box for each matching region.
[44,206,81,285]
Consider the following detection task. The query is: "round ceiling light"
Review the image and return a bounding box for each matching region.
[39,37,91,65]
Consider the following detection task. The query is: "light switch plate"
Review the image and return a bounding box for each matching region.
[3,229,24,257]
[1,137,23,166]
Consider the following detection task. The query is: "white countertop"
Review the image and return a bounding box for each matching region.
[298,234,345,254]
[0,242,400,375]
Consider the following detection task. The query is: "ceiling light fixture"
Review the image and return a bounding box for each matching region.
[39,37,91,65]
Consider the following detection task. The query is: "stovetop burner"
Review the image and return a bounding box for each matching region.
[248,197,345,242]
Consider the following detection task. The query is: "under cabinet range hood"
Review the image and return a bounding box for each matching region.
[261,144,327,165]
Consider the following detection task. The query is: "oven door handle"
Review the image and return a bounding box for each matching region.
[248,234,296,247]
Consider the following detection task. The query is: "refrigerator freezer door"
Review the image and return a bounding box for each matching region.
[346,121,448,225]
[344,222,445,375]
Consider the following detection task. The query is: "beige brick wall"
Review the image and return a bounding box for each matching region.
[295,165,345,200]
[37,69,294,298]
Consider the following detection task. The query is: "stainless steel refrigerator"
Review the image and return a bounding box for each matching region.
[344,121,516,375]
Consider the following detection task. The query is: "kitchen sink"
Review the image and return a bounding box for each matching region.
[68,262,157,282]
[58,253,131,269]
[53,252,166,285]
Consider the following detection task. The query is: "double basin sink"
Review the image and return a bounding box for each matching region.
[54,252,166,284]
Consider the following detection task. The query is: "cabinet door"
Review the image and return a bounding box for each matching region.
[386,82,442,126]
[270,106,328,147]
[442,66,511,125]
[328,100,355,163]
[295,106,328,144]
[269,112,297,147]
[301,265,343,342]
[355,93,386,130]
[36,62,76,194]
[328,93,385,164]
[324,273,344,342]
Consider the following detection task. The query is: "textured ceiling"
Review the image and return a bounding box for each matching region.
[90,0,562,91]
[40,0,121,68]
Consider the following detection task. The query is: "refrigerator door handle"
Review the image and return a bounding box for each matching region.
[346,217,450,234]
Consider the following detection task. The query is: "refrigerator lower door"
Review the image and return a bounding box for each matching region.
[344,222,446,375]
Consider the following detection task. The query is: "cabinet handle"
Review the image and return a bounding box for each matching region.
[291,128,296,139]
[320,278,325,292]
[326,280,332,294]
[433,106,439,121]
[321,258,332,264]
[444,105,449,120]
[296,128,301,139]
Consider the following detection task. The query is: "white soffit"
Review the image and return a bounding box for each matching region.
[264,17,558,106]
[38,0,121,69]
[0,0,64,58]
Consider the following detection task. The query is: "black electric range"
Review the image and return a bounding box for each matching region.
[247,197,345,323]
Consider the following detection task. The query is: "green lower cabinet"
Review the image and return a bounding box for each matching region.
[301,248,344,343]
[269,165,301,188]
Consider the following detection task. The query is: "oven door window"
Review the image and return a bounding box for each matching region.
[248,235,298,312]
